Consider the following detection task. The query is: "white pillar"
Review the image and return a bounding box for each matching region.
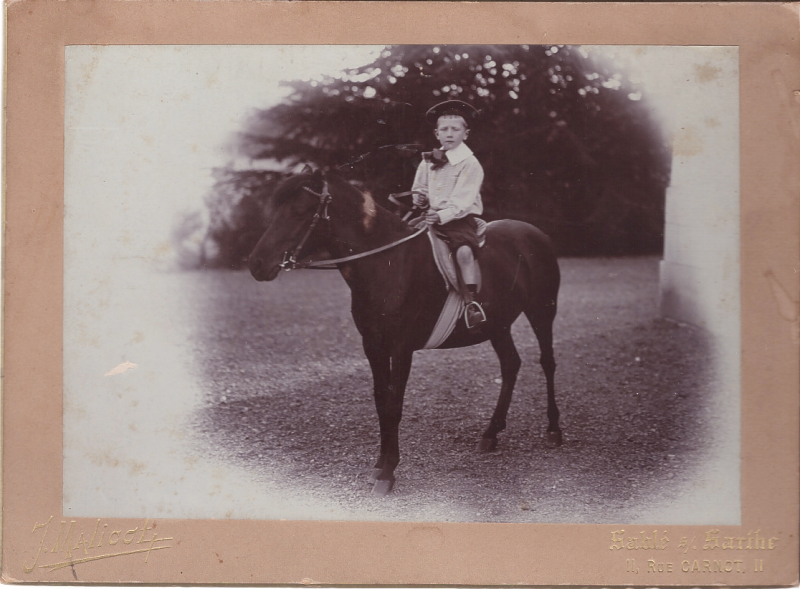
[658,48,740,347]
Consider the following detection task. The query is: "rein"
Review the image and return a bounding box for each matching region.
[279,181,427,271]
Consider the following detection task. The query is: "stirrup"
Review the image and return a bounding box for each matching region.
[465,301,487,331]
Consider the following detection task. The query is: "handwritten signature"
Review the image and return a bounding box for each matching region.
[24,517,172,573]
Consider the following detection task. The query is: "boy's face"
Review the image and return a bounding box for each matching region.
[434,115,469,150]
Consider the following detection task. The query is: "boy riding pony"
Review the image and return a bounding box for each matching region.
[410,99,486,331]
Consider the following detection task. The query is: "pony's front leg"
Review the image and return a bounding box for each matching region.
[365,343,413,496]
[363,339,390,481]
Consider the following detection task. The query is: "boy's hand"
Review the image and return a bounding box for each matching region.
[408,210,440,229]
[423,210,440,225]
[412,191,428,208]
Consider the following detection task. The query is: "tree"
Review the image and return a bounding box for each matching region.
[221,45,671,256]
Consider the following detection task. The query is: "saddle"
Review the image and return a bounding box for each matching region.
[424,220,487,349]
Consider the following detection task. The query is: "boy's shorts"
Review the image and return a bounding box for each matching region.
[433,215,482,258]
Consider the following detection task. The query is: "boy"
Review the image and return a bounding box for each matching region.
[411,100,486,331]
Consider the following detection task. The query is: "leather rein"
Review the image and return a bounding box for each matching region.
[279,182,427,271]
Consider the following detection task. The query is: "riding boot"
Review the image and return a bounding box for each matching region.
[464,284,486,332]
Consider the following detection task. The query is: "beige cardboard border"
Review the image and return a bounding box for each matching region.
[4,2,799,585]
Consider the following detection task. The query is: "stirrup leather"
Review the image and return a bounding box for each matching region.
[464,300,487,330]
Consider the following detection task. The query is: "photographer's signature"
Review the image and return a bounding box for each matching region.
[24,517,172,573]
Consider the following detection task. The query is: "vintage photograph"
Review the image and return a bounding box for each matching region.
[62,44,740,524]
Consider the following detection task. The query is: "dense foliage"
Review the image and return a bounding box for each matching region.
[191,45,671,268]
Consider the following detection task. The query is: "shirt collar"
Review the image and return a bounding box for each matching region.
[444,142,473,165]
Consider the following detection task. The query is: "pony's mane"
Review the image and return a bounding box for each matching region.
[272,171,411,233]
[272,172,325,207]
[326,174,412,232]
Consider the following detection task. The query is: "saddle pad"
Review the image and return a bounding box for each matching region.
[423,221,486,349]
[424,289,464,349]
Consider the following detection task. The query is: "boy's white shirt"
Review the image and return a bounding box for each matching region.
[411,142,484,224]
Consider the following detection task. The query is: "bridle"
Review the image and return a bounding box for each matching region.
[278,180,427,271]
[278,182,332,270]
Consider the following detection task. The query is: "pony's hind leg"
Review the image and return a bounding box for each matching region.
[526,309,562,447]
[479,327,521,452]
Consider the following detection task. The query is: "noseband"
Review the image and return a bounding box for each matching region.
[278,180,426,271]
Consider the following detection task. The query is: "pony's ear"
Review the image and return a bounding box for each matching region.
[300,164,314,175]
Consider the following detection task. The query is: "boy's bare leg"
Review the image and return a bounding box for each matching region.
[456,245,477,285]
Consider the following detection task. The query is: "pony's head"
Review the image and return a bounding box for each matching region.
[248,167,326,281]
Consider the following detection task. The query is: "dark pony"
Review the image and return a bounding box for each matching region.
[249,170,561,495]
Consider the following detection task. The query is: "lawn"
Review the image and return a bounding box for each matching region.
[184,256,732,523]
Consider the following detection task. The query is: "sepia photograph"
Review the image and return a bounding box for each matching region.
[4,2,798,586]
[63,44,740,524]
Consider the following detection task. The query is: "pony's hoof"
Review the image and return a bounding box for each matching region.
[368,468,382,483]
[547,430,563,447]
[477,437,498,453]
[371,478,394,497]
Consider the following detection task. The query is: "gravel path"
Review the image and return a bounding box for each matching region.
[186,257,732,523]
